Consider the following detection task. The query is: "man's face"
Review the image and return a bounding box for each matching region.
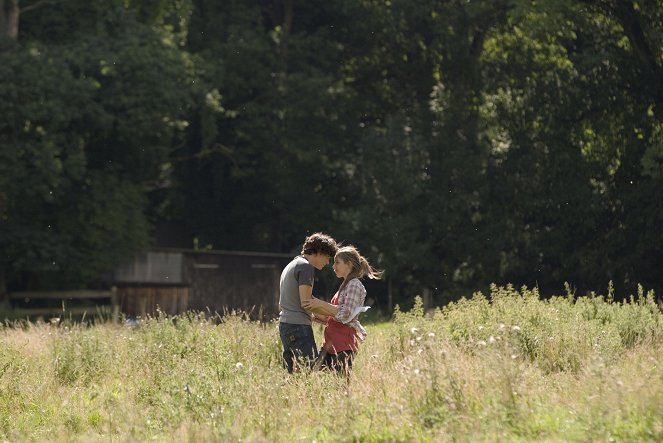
[311,252,332,270]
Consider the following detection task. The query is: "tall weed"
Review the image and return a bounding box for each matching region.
[1,287,661,442]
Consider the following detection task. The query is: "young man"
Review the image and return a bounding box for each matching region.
[278,232,338,373]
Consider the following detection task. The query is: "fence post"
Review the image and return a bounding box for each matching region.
[388,278,393,313]
[139,296,147,318]
[422,288,431,311]
[111,286,119,324]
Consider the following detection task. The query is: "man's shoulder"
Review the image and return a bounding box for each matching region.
[283,256,305,270]
[294,259,315,280]
[282,256,314,281]
[289,256,312,271]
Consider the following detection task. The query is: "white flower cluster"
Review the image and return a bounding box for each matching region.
[475,323,522,347]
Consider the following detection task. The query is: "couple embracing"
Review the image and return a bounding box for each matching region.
[278,233,382,376]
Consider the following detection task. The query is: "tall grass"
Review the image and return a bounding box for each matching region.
[1,285,662,442]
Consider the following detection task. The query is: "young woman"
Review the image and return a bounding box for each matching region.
[302,245,382,375]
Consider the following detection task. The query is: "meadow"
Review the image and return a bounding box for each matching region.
[1,284,662,442]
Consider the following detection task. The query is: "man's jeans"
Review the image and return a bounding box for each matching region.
[279,322,318,373]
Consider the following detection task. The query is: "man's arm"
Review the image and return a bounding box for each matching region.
[299,284,313,307]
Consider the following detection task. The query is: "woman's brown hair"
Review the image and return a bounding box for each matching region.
[336,245,383,291]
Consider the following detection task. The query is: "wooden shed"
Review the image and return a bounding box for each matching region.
[112,248,295,319]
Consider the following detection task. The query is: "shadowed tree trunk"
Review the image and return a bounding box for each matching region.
[0,0,20,40]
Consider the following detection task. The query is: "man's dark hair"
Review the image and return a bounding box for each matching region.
[301,232,338,257]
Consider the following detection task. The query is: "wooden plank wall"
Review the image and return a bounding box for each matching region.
[117,286,189,318]
[5,289,119,322]
[184,254,289,319]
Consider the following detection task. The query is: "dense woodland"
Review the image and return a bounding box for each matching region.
[1,0,662,305]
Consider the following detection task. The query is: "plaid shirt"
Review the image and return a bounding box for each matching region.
[335,278,366,323]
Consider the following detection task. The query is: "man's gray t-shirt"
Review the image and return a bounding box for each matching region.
[278,256,315,325]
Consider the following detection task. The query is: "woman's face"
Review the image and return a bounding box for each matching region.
[333,255,352,279]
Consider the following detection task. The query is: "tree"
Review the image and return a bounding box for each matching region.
[477,0,663,294]
[0,0,19,40]
[1,2,197,289]
[328,0,513,301]
[174,0,362,252]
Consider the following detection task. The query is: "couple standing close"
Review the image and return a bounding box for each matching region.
[278,232,382,375]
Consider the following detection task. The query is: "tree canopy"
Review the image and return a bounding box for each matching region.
[1,0,662,304]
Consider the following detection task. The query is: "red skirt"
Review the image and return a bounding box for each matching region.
[323,318,358,354]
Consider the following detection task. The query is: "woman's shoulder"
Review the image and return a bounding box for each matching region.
[346,278,366,292]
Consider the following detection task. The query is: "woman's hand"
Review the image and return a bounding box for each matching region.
[302,297,324,312]
[303,297,338,316]
[312,313,328,324]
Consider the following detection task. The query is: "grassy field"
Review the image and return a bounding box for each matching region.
[1,284,662,442]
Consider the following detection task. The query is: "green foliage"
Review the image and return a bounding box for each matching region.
[433,284,662,373]
[1,293,662,441]
[0,48,99,286]
[1,3,198,289]
[4,0,663,303]
[475,0,663,293]
[52,326,113,385]
[175,0,361,251]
